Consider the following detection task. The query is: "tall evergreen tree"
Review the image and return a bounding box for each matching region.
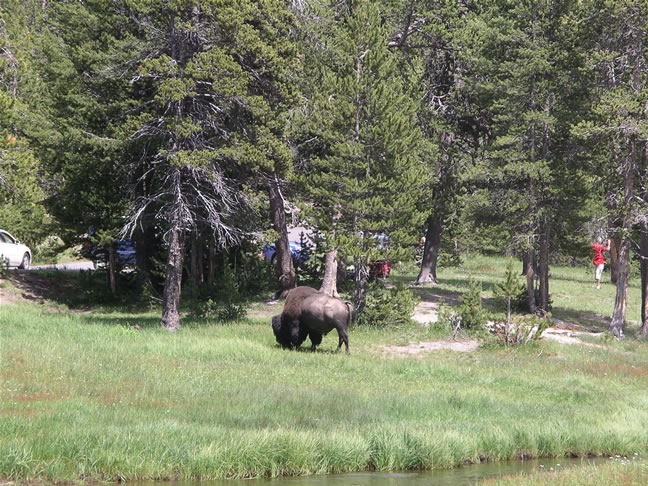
[386,0,489,286]
[119,0,299,329]
[465,0,588,314]
[296,0,425,311]
[573,0,648,337]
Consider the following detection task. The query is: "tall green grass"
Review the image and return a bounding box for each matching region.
[2,256,648,483]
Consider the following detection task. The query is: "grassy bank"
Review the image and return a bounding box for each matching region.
[2,256,648,483]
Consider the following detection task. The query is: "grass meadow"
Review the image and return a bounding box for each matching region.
[1,255,648,483]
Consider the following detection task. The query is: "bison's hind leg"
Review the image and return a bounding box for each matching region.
[336,329,349,353]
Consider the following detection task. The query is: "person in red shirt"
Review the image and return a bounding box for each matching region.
[592,237,610,289]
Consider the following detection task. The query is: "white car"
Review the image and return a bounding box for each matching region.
[0,230,31,269]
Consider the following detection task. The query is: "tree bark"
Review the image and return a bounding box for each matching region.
[268,176,295,299]
[524,248,537,314]
[521,251,536,277]
[609,139,636,338]
[161,223,186,332]
[608,231,620,284]
[353,258,368,316]
[609,239,629,337]
[639,220,648,338]
[537,216,550,313]
[416,215,442,285]
[107,241,117,296]
[320,250,339,297]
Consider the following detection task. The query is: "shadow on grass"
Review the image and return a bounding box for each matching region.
[79,312,161,329]
[6,269,145,311]
[408,276,499,302]
[551,306,609,331]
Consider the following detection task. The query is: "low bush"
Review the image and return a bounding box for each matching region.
[435,277,488,337]
[457,276,488,330]
[356,281,419,327]
[489,315,550,346]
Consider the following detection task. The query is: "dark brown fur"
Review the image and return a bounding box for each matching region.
[272,286,318,348]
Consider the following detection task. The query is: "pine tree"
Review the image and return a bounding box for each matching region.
[464,0,588,315]
[0,1,52,247]
[117,0,299,329]
[296,0,425,312]
[572,0,648,337]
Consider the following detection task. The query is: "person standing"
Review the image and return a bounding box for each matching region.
[591,237,610,289]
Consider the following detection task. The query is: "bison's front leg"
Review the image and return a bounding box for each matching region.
[308,331,322,351]
[290,320,306,348]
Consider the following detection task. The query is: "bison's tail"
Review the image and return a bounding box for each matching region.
[344,301,355,326]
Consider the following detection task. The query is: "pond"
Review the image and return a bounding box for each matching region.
[131,456,618,486]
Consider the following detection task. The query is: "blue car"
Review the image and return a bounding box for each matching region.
[262,241,308,265]
[82,239,136,268]
[114,239,136,266]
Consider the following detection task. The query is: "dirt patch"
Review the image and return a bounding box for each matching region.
[541,328,605,348]
[409,285,461,326]
[246,299,282,319]
[379,338,480,357]
[412,299,440,325]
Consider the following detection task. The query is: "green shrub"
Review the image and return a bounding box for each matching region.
[195,298,247,322]
[493,260,527,321]
[434,298,458,335]
[357,281,419,327]
[457,276,488,330]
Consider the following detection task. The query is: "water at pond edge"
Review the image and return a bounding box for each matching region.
[131,455,642,486]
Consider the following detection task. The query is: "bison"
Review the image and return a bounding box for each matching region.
[271,286,351,353]
[299,292,351,353]
[272,286,318,349]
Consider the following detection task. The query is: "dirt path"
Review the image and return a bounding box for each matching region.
[379,338,480,357]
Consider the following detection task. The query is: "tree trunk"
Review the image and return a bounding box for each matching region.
[320,250,339,297]
[416,215,442,285]
[639,220,648,338]
[609,232,620,284]
[609,239,629,337]
[107,242,117,296]
[521,251,536,276]
[161,223,186,332]
[524,248,537,314]
[537,217,550,313]
[639,136,648,338]
[268,176,295,298]
[190,230,203,287]
[353,258,368,317]
[609,141,636,338]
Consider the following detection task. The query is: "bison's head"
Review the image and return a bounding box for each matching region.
[271,314,292,348]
